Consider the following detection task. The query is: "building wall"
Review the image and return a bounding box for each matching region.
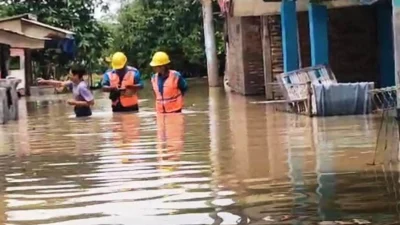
[226,16,245,94]
[226,16,265,95]
[329,6,378,84]
[241,17,265,95]
[226,5,379,97]
[226,12,311,97]
[298,12,311,68]
[266,12,311,99]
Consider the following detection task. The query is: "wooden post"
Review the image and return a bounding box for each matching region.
[201,0,220,87]
[24,49,32,96]
[262,16,273,100]
[0,87,8,124]
[0,44,9,79]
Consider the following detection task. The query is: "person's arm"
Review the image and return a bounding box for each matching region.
[150,74,157,96]
[101,72,116,92]
[68,99,93,107]
[134,70,144,89]
[68,86,94,107]
[176,72,188,95]
[37,78,71,88]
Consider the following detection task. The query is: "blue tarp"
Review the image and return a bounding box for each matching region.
[313,82,374,117]
[44,38,76,59]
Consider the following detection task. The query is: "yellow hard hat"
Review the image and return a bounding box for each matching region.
[150,51,171,67]
[112,52,127,69]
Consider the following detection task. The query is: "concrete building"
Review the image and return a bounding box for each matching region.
[220,0,396,99]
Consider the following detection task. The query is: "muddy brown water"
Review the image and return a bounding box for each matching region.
[0,80,399,225]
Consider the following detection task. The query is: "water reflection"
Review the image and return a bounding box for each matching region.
[0,81,399,224]
[156,113,184,173]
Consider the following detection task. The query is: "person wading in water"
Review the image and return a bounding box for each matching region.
[150,51,188,113]
[102,52,143,113]
[37,64,94,117]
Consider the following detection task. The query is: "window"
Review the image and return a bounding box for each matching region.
[9,56,21,70]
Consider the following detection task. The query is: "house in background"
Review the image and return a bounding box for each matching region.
[0,13,75,96]
[220,0,395,100]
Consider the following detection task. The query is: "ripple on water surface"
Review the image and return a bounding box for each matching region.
[0,86,399,225]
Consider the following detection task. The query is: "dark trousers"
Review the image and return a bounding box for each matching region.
[74,106,92,117]
[112,104,139,113]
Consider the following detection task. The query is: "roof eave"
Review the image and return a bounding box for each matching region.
[21,18,75,38]
[0,28,48,49]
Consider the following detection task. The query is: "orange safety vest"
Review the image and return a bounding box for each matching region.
[109,70,138,107]
[151,70,183,113]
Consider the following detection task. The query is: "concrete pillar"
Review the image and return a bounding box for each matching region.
[0,87,8,124]
[309,3,329,66]
[24,49,32,96]
[377,2,395,87]
[392,0,400,116]
[281,0,300,72]
[201,0,220,87]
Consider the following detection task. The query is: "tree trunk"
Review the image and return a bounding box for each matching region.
[201,0,220,87]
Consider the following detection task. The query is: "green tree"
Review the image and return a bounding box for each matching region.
[0,0,112,77]
[112,0,224,77]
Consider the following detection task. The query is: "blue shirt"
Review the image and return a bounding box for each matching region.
[152,71,188,95]
[102,66,144,88]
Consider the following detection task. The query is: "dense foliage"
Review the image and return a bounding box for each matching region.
[0,0,112,77]
[0,0,225,78]
[109,0,224,77]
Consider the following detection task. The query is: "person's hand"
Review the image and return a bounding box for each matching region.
[125,84,139,90]
[67,99,76,105]
[36,78,45,84]
[125,87,137,95]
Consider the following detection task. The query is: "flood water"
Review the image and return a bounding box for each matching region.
[0,79,400,225]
